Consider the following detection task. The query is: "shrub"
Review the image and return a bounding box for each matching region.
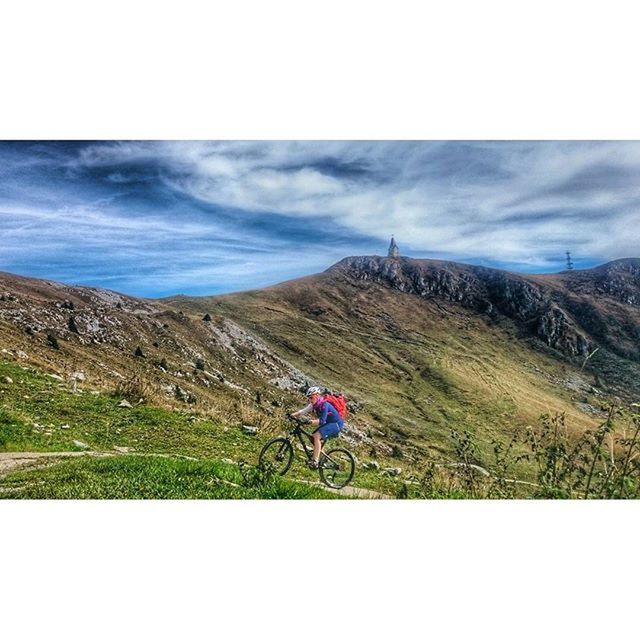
[114,374,151,401]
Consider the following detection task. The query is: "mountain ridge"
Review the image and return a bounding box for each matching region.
[325,255,640,362]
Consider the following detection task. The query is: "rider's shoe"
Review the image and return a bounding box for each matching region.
[307,459,319,470]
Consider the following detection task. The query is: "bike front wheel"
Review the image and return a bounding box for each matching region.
[258,437,294,476]
[319,448,356,489]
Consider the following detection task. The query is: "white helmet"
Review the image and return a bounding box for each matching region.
[305,386,322,397]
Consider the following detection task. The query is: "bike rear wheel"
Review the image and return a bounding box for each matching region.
[258,437,294,476]
[319,448,355,489]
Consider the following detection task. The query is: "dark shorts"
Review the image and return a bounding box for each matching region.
[316,421,344,441]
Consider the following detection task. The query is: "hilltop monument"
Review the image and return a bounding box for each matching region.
[388,236,400,258]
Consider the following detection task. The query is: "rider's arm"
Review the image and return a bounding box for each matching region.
[291,403,313,418]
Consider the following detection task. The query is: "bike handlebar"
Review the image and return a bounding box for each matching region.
[288,414,312,435]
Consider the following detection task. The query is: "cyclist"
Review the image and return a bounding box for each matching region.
[290,386,344,469]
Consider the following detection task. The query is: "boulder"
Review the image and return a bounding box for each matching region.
[241,425,258,435]
[383,467,402,476]
[2,376,13,384]
[72,440,89,450]
[117,399,133,408]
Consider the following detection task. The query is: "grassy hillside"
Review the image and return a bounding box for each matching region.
[171,271,604,470]
[0,455,339,499]
[0,359,405,498]
[2,355,639,499]
[4,257,640,497]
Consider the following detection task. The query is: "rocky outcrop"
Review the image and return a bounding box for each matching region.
[559,259,640,306]
[330,256,598,358]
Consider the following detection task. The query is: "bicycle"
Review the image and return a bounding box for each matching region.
[258,416,356,489]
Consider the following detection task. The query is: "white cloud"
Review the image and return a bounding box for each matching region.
[3,141,640,295]
[69,140,640,266]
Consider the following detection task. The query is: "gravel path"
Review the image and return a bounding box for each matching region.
[0,451,111,475]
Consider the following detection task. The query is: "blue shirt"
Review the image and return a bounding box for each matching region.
[315,400,344,428]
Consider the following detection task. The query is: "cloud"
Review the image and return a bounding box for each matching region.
[2,140,640,295]
[71,140,640,262]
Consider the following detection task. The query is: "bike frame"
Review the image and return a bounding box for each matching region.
[288,419,334,462]
[290,423,318,460]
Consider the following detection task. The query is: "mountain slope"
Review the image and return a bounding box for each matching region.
[0,270,316,436]
[169,256,640,463]
[2,256,639,475]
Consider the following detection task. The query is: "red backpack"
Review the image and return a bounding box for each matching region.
[323,393,348,419]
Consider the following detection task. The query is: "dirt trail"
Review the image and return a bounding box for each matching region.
[298,478,392,499]
[0,451,111,475]
[326,485,392,499]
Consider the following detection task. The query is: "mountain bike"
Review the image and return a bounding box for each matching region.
[258,416,356,489]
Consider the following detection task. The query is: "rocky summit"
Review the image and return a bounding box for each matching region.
[330,256,640,362]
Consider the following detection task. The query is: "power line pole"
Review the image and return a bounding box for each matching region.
[565,251,574,271]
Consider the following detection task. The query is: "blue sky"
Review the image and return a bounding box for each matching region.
[1,140,639,297]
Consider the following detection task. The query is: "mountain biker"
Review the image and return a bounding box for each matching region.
[290,386,344,469]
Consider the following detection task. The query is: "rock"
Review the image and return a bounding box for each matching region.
[241,425,258,435]
[174,385,188,401]
[575,402,604,417]
[72,440,89,450]
[221,458,235,465]
[60,424,71,430]
[47,373,64,381]
[2,376,13,384]
[382,467,402,476]
[16,350,28,359]
[70,371,86,381]
[68,316,80,334]
[362,461,380,470]
[113,446,132,453]
[118,399,133,408]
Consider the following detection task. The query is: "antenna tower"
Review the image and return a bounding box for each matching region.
[565,251,574,271]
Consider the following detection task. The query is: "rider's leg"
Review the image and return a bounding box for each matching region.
[312,423,342,464]
[312,431,323,464]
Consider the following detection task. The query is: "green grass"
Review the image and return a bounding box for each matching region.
[0,359,389,498]
[0,359,265,459]
[0,455,340,499]
[4,358,589,499]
